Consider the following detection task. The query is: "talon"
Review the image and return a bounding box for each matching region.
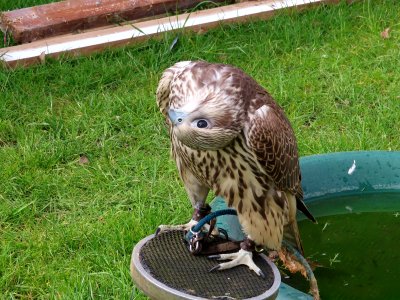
[155,219,199,235]
[208,254,221,260]
[207,249,263,277]
[209,265,221,272]
[155,227,161,236]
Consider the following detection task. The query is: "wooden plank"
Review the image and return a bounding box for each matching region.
[0,0,341,68]
[0,0,228,44]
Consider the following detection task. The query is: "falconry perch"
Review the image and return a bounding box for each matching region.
[156,61,319,299]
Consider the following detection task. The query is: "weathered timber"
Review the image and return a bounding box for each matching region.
[0,0,229,44]
[0,0,342,68]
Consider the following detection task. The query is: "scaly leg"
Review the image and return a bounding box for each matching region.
[208,238,265,278]
[156,205,211,234]
[156,168,212,235]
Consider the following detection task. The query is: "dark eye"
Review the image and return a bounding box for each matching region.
[196,119,208,128]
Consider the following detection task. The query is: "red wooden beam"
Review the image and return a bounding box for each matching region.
[0,0,345,68]
[0,0,229,44]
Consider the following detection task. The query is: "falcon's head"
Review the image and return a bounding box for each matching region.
[167,105,239,151]
[166,62,246,151]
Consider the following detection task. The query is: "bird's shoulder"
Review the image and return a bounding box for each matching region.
[243,91,302,198]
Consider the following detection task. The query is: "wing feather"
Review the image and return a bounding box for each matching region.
[247,98,301,197]
[245,89,316,223]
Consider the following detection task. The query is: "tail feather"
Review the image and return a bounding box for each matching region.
[283,220,304,255]
[297,198,317,223]
[284,192,308,255]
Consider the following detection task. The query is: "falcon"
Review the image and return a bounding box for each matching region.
[156,61,319,298]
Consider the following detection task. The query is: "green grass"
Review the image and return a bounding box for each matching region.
[1,0,400,299]
[0,0,56,10]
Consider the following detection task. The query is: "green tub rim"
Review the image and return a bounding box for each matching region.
[214,150,400,300]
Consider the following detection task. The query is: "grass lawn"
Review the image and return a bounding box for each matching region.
[1,0,399,299]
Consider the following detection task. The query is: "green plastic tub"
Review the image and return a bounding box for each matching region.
[212,151,400,299]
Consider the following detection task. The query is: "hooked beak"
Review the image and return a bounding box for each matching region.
[168,109,187,125]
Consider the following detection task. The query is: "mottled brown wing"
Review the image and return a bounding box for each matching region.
[245,91,316,223]
[246,100,302,199]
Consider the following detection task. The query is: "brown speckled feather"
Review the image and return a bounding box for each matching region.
[243,80,316,224]
[156,61,192,119]
[156,61,315,253]
[246,89,302,200]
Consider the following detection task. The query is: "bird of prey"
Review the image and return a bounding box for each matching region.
[156,61,319,298]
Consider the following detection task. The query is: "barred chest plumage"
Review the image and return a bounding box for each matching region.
[171,132,290,250]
